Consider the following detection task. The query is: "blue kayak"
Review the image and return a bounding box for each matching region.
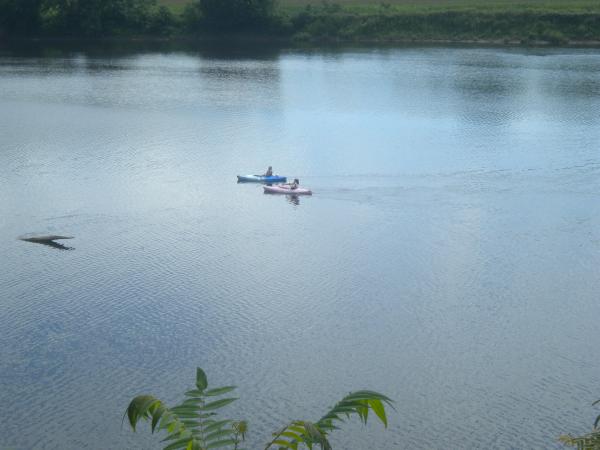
[237,175,287,183]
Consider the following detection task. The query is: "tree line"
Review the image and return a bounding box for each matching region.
[1,0,598,44]
[0,0,277,37]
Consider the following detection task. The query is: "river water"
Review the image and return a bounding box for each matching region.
[1,43,599,449]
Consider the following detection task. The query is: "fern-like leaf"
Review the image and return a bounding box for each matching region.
[560,399,600,449]
[266,390,392,449]
[265,421,330,450]
[126,368,242,450]
[317,390,393,431]
[559,431,600,449]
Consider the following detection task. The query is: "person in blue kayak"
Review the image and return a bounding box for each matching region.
[264,166,273,177]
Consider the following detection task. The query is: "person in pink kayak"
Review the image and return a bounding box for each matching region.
[264,166,273,177]
[288,178,299,190]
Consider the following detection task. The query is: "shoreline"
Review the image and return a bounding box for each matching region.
[3,2,600,49]
[3,35,600,49]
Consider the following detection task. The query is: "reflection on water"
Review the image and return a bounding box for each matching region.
[18,235,75,251]
[19,239,75,251]
[1,44,600,450]
[263,191,303,206]
[0,39,284,61]
[287,195,300,206]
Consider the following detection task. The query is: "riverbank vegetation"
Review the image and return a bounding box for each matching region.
[124,365,600,449]
[126,367,393,449]
[0,0,177,37]
[1,0,600,44]
[126,366,600,449]
[560,399,600,449]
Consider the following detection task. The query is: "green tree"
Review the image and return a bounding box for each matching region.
[148,5,177,35]
[126,367,393,450]
[0,0,44,35]
[195,0,275,30]
[41,0,158,36]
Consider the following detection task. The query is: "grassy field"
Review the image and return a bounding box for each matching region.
[286,0,600,12]
[280,0,600,17]
[159,0,189,15]
[159,0,600,15]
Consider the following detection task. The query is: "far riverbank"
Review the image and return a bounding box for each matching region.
[280,10,600,45]
[3,2,600,47]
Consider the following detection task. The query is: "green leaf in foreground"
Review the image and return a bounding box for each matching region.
[127,367,392,450]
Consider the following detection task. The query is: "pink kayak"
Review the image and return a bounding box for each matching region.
[263,185,312,195]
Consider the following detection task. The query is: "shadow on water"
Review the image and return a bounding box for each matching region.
[19,236,75,251]
[0,39,285,61]
[287,195,300,206]
[263,191,302,206]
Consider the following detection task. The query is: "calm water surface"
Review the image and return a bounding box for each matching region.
[1,43,600,449]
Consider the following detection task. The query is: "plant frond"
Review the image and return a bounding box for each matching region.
[128,368,391,450]
[205,386,237,397]
[560,399,600,449]
[126,368,242,450]
[265,420,330,450]
[559,431,600,449]
[266,390,392,449]
[201,398,239,411]
[196,368,208,391]
[317,390,393,430]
